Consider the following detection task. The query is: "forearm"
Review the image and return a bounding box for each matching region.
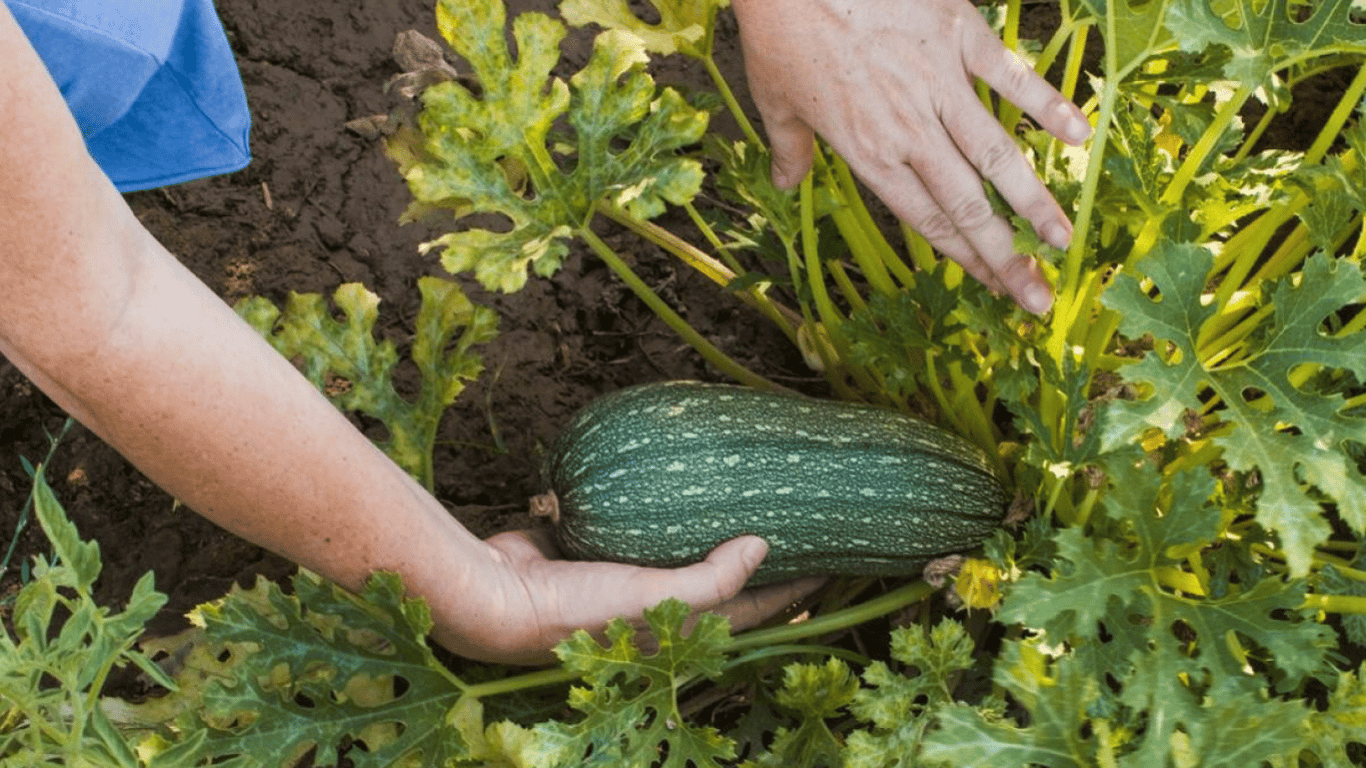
[0,2,506,655]
[0,210,515,654]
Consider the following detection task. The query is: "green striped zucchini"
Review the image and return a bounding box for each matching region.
[533,381,1007,584]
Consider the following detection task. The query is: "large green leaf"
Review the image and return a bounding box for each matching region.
[475,600,736,768]
[1076,0,1179,77]
[1101,246,1366,573]
[843,620,978,768]
[181,571,474,768]
[515,599,735,768]
[919,641,1097,768]
[1167,0,1366,85]
[743,658,858,768]
[1004,452,1335,682]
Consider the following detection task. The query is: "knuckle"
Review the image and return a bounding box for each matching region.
[915,207,959,242]
[971,136,1022,181]
[943,194,998,233]
[992,50,1039,95]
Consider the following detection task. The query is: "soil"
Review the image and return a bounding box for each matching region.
[0,0,1343,661]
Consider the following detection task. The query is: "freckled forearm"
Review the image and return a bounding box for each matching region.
[0,0,498,629]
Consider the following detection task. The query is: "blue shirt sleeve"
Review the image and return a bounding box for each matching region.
[7,0,252,192]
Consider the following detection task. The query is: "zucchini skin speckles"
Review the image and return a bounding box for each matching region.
[538,381,1008,584]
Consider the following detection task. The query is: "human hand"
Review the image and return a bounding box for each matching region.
[431,529,825,665]
[731,0,1092,314]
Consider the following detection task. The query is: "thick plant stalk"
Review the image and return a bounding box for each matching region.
[462,580,937,700]
[578,226,784,393]
[595,201,804,342]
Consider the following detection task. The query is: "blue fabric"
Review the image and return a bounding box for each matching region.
[7,0,251,192]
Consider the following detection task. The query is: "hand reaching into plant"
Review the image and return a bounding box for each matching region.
[731,0,1092,314]
[434,529,824,665]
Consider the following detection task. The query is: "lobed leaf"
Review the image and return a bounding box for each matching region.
[519,599,735,767]
[389,0,708,293]
[1101,246,1366,573]
[180,571,473,768]
[741,658,857,768]
[1166,0,1366,85]
[235,277,496,490]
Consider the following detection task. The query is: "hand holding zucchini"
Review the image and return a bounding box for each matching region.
[533,381,1007,585]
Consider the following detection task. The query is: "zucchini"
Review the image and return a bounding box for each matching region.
[533,381,1007,584]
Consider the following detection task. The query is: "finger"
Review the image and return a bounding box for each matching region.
[711,576,828,634]
[855,150,1031,303]
[688,534,771,602]
[962,20,1091,146]
[940,96,1074,252]
[763,111,817,189]
[906,137,1054,313]
[841,154,1002,292]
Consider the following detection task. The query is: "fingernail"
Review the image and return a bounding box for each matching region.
[743,536,768,566]
[1044,220,1072,249]
[1024,284,1053,315]
[1058,104,1091,144]
[1068,116,1092,144]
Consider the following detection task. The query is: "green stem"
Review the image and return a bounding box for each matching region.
[902,223,939,273]
[596,201,802,341]
[831,155,916,288]
[463,581,937,699]
[1063,79,1116,301]
[1303,62,1366,167]
[947,363,1006,469]
[1060,25,1090,106]
[800,176,874,397]
[579,226,784,392]
[923,352,970,436]
[995,0,1027,133]
[813,148,900,295]
[1159,84,1255,208]
[1232,102,1279,165]
[702,55,763,148]
[1305,594,1366,614]
[463,667,575,700]
[727,581,936,652]
[723,644,872,670]
[682,200,747,276]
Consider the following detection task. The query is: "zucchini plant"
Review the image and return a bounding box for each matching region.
[91,0,1366,765]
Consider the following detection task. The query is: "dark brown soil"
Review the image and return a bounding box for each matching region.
[0,0,1341,649]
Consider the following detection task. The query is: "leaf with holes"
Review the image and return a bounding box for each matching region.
[179,570,475,768]
[236,277,496,491]
[1100,246,1366,573]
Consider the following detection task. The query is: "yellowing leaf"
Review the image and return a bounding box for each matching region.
[559,0,730,58]
[388,0,708,292]
[181,571,474,768]
[235,278,497,491]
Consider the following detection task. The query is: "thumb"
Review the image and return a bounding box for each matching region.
[764,116,816,189]
[686,535,769,603]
